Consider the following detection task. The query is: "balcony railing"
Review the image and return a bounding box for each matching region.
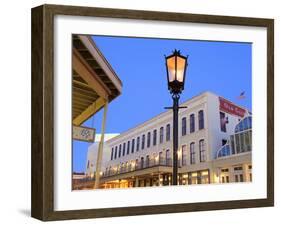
[102,157,174,178]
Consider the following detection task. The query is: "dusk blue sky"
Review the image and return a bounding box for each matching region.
[73,36,252,173]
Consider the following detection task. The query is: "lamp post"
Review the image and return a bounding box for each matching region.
[165,50,188,185]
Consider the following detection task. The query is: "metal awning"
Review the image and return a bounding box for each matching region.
[72,35,122,125]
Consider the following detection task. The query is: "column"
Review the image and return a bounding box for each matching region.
[94,100,108,189]
[242,164,248,182]
[135,177,139,187]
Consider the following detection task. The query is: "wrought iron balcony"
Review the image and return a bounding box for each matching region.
[102,157,175,178]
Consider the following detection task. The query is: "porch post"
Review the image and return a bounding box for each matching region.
[94,100,108,189]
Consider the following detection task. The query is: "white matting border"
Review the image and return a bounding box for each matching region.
[54,15,267,211]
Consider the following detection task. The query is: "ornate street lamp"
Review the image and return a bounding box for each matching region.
[165,50,188,185]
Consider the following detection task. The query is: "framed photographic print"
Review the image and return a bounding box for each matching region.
[31,4,274,221]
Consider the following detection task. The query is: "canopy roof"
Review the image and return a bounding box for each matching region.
[72,35,122,125]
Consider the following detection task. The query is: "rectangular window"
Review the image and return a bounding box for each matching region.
[127,140,130,155]
[136,137,140,151]
[240,174,244,182]
[147,132,151,148]
[153,129,157,146]
[235,134,241,153]
[182,117,187,136]
[190,114,195,133]
[146,155,150,167]
[190,142,195,164]
[122,143,126,156]
[131,139,135,153]
[111,148,114,160]
[166,149,171,166]
[235,175,239,182]
[199,139,206,162]
[226,176,229,183]
[182,145,187,166]
[166,124,170,141]
[220,112,227,132]
[118,144,122,158]
[234,166,243,171]
[240,133,245,152]
[230,135,236,154]
[198,110,204,130]
[160,127,164,143]
[114,146,117,159]
[245,131,251,152]
[141,134,145,150]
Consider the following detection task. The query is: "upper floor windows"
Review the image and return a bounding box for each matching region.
[147,132,151,148]
[141,134,145,150]
[190,114,195,133]
[220,112,227,132]
[136,137,140,151]
[114,146,117,159]
[122,143,126,156]
[127,140,130,155]
[190,142,195,164]
[198,110,204,130]
[111,148,114,160]
[118,144,122,158]
[166,124,170,141]
[199,139,206,162]
[153,129,157,146]
[160,127,164,144]
[131,139,135,153]
[182,145,187,166]
[182,117,187,136]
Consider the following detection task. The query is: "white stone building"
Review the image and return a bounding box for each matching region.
[85,91,252,189]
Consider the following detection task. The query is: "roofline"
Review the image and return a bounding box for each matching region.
[106,91,210,143]
[78,35,123,93]
[106,91,251,144]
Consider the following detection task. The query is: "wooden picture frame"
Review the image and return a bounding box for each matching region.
[31,4,274,221]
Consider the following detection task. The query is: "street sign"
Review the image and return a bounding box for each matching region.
[73,125,96,142]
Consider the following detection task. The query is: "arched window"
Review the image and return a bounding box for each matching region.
[198,110,204,130]
[235,116,252,133]
[131,139,135,153]
[111,148,114,160]
[153,129,157,145]
[114,146,118,159]
[182,117,187,136]
[118,144,122,158]
[147,132,151,148]
[127,140,130,154]
[166,124,170,141]
[217,144,231,158]
[141,134,145,150]
[190,142,195,164]
[199,139,206,162]
[123,142,126,156]
[190,114,195,133]
[166,149,171,166]
[160,127,164,143]
[136,137,140,151]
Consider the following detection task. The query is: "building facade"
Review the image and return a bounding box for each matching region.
[85,91,252,189]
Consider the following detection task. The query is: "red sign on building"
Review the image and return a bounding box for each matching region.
[219,97,246,118]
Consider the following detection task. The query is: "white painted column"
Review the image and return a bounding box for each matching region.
[94,100,108,189]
